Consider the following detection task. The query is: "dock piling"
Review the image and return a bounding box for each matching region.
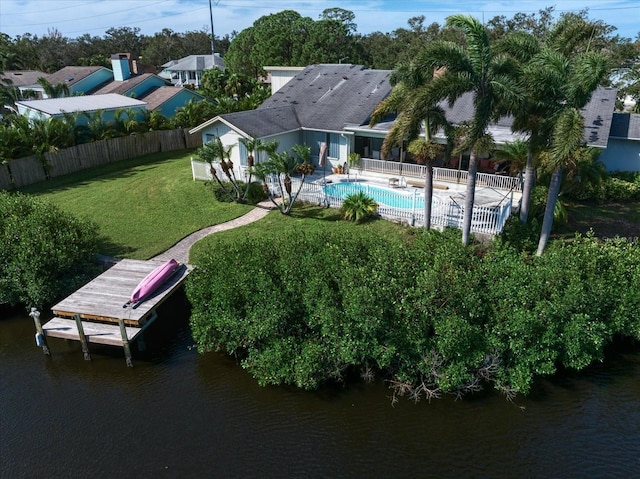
[118,318,133,367]
[74,314,91,360]
[30,308,50,356]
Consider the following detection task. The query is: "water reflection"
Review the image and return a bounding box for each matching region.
[2,300,639,479]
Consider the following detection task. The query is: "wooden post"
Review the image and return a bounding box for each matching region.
[74,314,91,361]
[29,308,50,356]
[118,318,133,367]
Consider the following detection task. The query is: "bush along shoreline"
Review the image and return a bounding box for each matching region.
[0,191,101,309]
[186,227,640,402]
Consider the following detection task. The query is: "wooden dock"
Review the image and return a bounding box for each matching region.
[34,259,192,365]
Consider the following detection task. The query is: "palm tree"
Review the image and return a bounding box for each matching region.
[492,139,529,179]
[527,20,608,255]
[416,15,521,244]
[253,144,312,215]
[238,136,273,200]
[196,136,240,201]
[36,77,70,98]
[369,63,452,229]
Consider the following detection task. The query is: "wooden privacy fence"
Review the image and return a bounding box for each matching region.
[1,129,202,190]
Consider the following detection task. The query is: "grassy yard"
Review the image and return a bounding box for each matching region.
[556,201,640,240]
[189,203,418,263]
[18,150,640,261]
[21,150,253,259]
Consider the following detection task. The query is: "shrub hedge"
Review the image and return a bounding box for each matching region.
[186,227,640,400]
[0,191,100,308]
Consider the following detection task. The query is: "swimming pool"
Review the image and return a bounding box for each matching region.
[323,182,424,209]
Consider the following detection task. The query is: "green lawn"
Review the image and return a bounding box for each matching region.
[189,203,417,264]
[21,150,253,259]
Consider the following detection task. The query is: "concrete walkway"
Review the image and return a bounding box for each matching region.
[153,200,276,264]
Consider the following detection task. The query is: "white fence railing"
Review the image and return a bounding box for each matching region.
[359,158,522,192]
[289,177,512,235]
[192,159,513,235]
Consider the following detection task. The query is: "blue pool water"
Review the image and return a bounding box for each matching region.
[323,182,423,209]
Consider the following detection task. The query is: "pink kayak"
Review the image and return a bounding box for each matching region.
[124,259,180,308]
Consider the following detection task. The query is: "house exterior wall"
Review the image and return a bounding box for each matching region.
[203,123,243,170]
[125,77,166,99]
[156,90,205,118]
[16,105,49,121]
[599,138,640,172]
[269,71,298,94]
[70,69,113,95]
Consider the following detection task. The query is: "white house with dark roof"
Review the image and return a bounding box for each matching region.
[190,64,622,178]
[160,54,225,88]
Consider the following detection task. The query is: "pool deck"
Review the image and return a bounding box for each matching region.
[314,171,519,208]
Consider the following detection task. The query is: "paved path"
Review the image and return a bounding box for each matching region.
[153,200,276,264]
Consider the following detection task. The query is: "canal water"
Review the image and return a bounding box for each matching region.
[2,295,639,479]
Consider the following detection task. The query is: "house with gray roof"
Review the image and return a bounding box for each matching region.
[190,64,624,177]
[160,54,225,88]
[599,113,640,171]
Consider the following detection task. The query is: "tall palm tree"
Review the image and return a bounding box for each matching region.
[493,30,544,224]
[519,15,609,255]
[534,51,607,255]
[417,15,521,244]
[369,63,452,230]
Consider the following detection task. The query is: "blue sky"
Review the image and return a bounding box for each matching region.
[1,0,638,41]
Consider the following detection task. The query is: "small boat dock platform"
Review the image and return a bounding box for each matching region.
[32,259,192,366]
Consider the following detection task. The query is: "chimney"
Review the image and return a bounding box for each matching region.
[196,56,205,71]
[111,53,131,81]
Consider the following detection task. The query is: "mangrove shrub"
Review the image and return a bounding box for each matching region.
[0,191,100,308]
[186,228,640,400]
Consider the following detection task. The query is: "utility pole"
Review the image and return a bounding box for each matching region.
[209,0,216,64]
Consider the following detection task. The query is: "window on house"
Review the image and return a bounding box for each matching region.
[238,142,248,166]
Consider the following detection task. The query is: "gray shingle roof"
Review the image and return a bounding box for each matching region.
[0,70,47,87]
[219,106,300,138]
[581,87,617,147]
[194,64,617,148]
[45,66,109,87]
[609,113,640,140]
[259,64,393,131]
[90,73,156,95]
[437,87,616,147]
[163,54,225,71]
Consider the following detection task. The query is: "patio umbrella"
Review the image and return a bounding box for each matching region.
[319,142,327,179]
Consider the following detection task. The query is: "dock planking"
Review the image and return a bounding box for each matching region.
[36,258,192,365]
[43,316,143,347]
[51,259,191,326]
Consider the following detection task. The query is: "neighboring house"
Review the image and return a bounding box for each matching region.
[599,113,640,171]
[10,53,211,125]
[43,66,113,97]
[189,63,622,178]
[15,93,147,124]
[263,66,305,94]
[0,70,48,98]
[160,54,225,88]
